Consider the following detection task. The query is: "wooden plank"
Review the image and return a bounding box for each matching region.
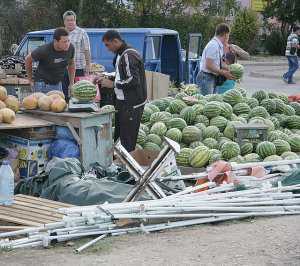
[0,114,54,130]
[14,197,68,209]
[15,194,73,208]
[0,226,31,232]
[0,214,42,227]
[0,210,56,224]
[0,203,63,219]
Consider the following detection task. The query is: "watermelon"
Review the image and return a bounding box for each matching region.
[269,117,280,129]
[175,92,188,101]
[146,103,160,113]
[223,89,243,106]
[172,114,180,119]
[243,153,261,162]
[240,141,253,156]
[252,90,268,103]
[235,86,247,97]
[229,63,244,79]
[140,124,150,135]
[263,155,282,162]
[210,116,228,132]
[180,143,188,149]
[229,155,244,163]
[289,102,300,115]
[245,97,259,108]
[273,99,286,114]
[203,101,222,118]
[249,106,269,119]
[256,141,276,159]
[194,123,207,133]
[141,107,154,123]
[143,142,161,152]
[233,103,250,115]
[278,94,289,104]
[150,111,172,124]
[183,84,198,96]
[273,113,288,127]
[281,151,299,159]
[203,126,220,139]
[260,99,276,114]
[283,105,296,116]
[176,148,193,166]
[218,137,231,149]
[221,141,240,160]
[189,141,204,149]
[137,129,147,145]
[205,94,223,102]
[146,134,162,146]
[194,115,210,126]
[268,92,278,99]
[72,80,97,101]
[192,104,205,115]
[208,149,222,164]
[272,139,291,155]
[287,135,300,152]
[135,144,143,150]
[166,117,187,130]
[282,128,292,135]
[284,115,300,129]
[189,146,210,168]
[217,102,233,120]
[223,121,242,140]
[169,99,187,114]
[180,106,197,125]
[150,122,167,136]
[152,99,168,111]
[165,128,182,143]
[203,138,219,149]
[182,126,202,144]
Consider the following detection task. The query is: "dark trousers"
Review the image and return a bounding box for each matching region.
[114,100,144,152]
[62,69,85,100]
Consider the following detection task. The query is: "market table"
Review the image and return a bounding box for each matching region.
[23,109,114,170]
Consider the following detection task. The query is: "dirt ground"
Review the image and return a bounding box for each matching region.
[1,216,299,266]
[1,60,300,266]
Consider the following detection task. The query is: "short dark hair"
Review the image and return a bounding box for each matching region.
[225,52,236,64]
[102,30,123,42]
[215,23,230,36]
[293,25,300,32]
[53,27,69,41]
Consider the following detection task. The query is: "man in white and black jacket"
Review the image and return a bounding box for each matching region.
[99,30,147,152]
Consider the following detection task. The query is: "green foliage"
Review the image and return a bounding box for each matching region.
[230,8,260,53]
[264,29,287,55]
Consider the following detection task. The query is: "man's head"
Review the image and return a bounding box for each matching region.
[53,27,70,51]
[215,23,230,44]
[63,10,77,31]
[102,30,124,53]
[293,25,300,35]
[225,52,236,65]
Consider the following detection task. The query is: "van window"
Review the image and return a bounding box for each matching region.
[17,36,46,57]
[145,36,161,60]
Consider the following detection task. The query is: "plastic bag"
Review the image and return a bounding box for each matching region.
[48,139,80,159]
[55,126,75,141]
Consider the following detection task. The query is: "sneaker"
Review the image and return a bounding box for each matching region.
[288,81,296,84]
[282,76,288,84]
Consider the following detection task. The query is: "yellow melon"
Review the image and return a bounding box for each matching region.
[0,100,6,109]
[51,98,66,113]
[38,95,52,111]
[0,108,16,123]
[32,92,46,100]
[47,90,65,99]
[48,94,63,102]
[0,86,7,101]
[5,95,20,113]
[22,95,38,110]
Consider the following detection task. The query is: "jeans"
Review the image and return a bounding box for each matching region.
[283,56,299,83]
[196,71,216,95]
[33,81,62,94]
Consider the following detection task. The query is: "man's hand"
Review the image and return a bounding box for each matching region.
[220,69,235,80]
[99,77,114,89]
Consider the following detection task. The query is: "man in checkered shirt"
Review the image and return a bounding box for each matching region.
[62,10,91,99]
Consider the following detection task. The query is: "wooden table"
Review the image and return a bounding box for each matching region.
[24,110,114,170]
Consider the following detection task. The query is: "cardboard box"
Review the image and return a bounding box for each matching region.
[145,71,170,100]
[145,71,153,100]
[130,149,159,167]
[18,159,46,179]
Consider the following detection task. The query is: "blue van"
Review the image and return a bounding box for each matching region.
[14,28,202,84]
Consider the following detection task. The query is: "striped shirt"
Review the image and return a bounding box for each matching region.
[285,33,299,57]
[68,26,90,69]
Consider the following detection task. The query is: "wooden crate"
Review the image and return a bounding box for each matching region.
[0,194,73,231]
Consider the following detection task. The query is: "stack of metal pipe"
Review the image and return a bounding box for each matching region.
[1,183,300,252]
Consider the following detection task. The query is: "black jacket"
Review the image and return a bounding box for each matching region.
[113,43,147,107]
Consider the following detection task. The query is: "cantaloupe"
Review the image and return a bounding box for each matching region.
[47,90,65,99]
[0,100,6,109]
[38,95,52,111]
[0,86,7,101]
[51,98,66,112]
[0,108,16,123]
[22,95,38,110]
[32,92,46,100]
[5,95,20,113]
[48,94,63,102]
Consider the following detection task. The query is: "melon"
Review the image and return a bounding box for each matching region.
[0,108,16,123]
[50,98,67,113]
[48,94,63,102]
[22,95,38,110]
[4,95,20,113]
[47,90,65,99]
[32,92,46,100]
[0,86,7,101]
[0,111,2,123]
[0,100,6,109]
[38,95,53,111]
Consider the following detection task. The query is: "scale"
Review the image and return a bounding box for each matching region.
[68,98,99,112]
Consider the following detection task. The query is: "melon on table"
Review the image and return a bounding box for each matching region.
[48,94,64,102]
[32,92,46,100]
[22,95,38,110]
[0,108,16,123]
[4,95,20,113]
[0,100,6,109]
[38,95,52,111]
[47,90,65,99]
[0,86,7,101]
[51,98,67,112]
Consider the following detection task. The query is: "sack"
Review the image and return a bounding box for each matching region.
[215,75,227,86]
[48,139,80,159]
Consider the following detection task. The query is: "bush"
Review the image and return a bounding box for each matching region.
[264,30,287,55]
[231,9,260,54]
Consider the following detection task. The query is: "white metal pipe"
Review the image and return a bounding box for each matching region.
[74,234,107,253]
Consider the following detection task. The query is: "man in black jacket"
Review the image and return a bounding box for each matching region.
[99,30,147,152]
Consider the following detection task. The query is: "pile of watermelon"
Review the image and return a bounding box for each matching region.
[134,85,300,168]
